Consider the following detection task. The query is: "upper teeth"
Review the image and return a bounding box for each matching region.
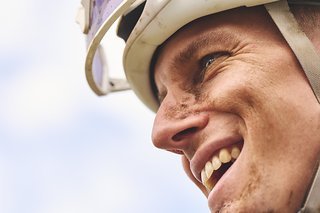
[201,145,241,191]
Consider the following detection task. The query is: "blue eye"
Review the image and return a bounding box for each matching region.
[200,54,215,70]
[200,52,230,71]
[195,52,230,84]
[204,57,215,68]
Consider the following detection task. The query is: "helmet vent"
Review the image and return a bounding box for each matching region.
[117,1,146,42]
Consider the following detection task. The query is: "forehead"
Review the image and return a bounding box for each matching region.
[153,6,276,83]
[161,5,271,47]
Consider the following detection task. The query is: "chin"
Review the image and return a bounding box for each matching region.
[208,191,298,213]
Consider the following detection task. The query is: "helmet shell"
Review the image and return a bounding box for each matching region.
[123,0,278,111]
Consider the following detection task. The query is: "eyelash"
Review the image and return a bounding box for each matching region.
[197,51,229,83]
[200,52,228,71]
[201,55,215,70]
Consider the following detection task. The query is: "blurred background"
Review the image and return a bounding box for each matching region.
[0,0,207,212]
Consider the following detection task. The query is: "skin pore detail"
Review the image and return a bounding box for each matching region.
[152,6,320,212]
[216,163,264,212]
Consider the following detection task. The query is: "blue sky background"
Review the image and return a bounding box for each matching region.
[0,0,208,212]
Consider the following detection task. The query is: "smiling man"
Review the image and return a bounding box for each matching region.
[78,0,320,212]
[152,5,320,211]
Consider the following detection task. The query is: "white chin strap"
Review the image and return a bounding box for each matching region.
[265,1,320,212]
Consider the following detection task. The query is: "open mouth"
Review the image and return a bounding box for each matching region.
[201,142,243,192]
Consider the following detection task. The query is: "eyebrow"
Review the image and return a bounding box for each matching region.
[155,30,238,102]
[170,31,238,69]
[172,35,210,68]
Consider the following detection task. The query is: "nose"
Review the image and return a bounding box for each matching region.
[152,100,209,156]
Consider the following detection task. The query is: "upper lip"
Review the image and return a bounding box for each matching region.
[190,134,244,182]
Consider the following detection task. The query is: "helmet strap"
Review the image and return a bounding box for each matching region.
[265,1,320,211]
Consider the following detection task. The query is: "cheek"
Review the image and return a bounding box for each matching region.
[199,69,264,117]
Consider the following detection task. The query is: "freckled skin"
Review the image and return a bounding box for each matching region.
[151,6,320,212]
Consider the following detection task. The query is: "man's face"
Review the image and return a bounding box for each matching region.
[151,6,320,212]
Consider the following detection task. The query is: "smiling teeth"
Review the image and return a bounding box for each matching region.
[211,156,221,170]
[205,161,214,178]
[201,146,241,191]
[219,148,231,163]
[231,146,240,159]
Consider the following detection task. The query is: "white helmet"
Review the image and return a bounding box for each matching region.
[76,0,320,211]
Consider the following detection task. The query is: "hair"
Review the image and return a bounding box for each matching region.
[290,5,320,38]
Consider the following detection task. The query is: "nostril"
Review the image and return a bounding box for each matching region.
[166,149,184,155]
[172,127,198,142]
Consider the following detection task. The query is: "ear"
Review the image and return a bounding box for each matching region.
[181,155,209,197]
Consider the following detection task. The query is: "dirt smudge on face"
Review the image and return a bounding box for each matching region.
[239,164,261,200]
[216,164,265,213]
[163,89,210,120]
